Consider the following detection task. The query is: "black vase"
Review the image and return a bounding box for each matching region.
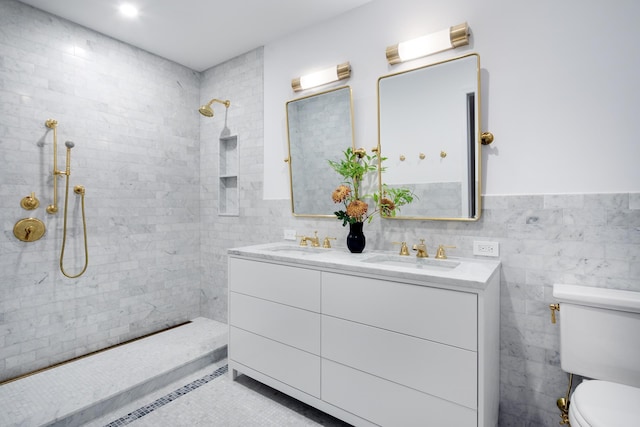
[346,221,366,253]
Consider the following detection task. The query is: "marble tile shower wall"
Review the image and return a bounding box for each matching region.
[0,1,202,381]
[199,48,265,322]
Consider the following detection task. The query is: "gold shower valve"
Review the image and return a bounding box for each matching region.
[14,218,46,242]
[20,192,40,210]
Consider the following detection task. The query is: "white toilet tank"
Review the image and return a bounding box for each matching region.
[553,284,640,388]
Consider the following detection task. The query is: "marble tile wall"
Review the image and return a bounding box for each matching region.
[0,0,202,381]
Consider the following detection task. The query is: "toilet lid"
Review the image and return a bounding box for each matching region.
[570,380,640,426]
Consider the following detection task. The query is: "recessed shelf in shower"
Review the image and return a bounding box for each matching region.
[219,135,238,216]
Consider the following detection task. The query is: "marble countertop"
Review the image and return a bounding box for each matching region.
[228,242,501,291]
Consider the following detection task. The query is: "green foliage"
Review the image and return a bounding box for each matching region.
[328,147,416,226]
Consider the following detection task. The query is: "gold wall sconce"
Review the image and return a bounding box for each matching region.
[291,62,351,92]
[386,22,470,65]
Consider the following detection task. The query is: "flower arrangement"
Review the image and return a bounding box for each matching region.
[329,147,415,226]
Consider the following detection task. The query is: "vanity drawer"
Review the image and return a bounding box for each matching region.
[322,272,477,350]
[322,359,476,427]
[230,292,320,354]
[230,327,320,397]
[321,315,477,409]
[229,257,321,311]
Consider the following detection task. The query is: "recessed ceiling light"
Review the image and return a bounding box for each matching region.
[119,3,139,18]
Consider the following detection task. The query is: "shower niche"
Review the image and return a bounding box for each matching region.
[219,135,239,216]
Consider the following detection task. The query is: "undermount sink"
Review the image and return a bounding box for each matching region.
[362,254,460,271]
[264,245,327,255]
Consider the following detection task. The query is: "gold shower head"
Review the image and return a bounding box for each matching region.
[199,98,230,117]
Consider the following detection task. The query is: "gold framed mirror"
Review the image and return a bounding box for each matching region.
[286,86,355,217]
[378,53,484,220]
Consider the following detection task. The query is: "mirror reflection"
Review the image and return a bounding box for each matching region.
[286,86,355,217]
[378,53,481,220]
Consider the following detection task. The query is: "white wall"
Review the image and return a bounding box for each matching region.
[264,0,640,198]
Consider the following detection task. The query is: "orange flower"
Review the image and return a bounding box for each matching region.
[379,197,396,216]
[332,185,351,203]
[346,200,368,219]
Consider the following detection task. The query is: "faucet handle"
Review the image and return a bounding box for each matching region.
[392,241,410,256]
[296,234,308,246]
[323,236,336,248]
[435,245,456,260]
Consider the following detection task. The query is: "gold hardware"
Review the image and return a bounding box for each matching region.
[419,153,425,160]
[60,177,89,278]
[284,157,290,163]
[550,303,560,324]
[371,146,379,153]
[323,237,336,248]
[291,62,351,92]
[14,218,46,242]
[481,131,494,145]
[386,22,469,65]
[435,245,456,259]
[198,98,230,118]
[399,154,406,161]
[20,192,40,210]
[354,147,366,158]
[45,119,60,214]
[440,151,447,158]
[450,22,470,48]
[556,373,573,425]
[299,231,320,247]
[412,239,428,258]
[392,241,410,256]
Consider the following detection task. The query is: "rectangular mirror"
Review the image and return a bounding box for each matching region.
[286,86,355,217]
[378,53,481,220]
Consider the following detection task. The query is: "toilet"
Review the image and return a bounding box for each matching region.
[553,284,640,426]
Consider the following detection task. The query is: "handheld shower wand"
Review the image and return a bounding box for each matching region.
[59,140,89,278]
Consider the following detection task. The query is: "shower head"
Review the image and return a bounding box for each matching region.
[199,98,230,118]
[65,141,75,149]
[199,105,214,117]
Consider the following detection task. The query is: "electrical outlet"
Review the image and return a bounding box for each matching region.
[473,240,499,257]
[283,229,297,241]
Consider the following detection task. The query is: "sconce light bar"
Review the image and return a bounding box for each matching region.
[291,62,351,92]
[386,22,469,65]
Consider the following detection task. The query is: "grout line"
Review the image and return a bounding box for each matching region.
[103,364,229,426]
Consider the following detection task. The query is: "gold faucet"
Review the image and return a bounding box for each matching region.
[392,241,410,256]
[299,231,320,247]
[412,239,428,258]
[435,245,456,260]
[323,236,336,248]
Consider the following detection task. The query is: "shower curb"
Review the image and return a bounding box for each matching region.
[0,317,228,427]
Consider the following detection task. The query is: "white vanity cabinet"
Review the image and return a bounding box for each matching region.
[228,246,500,427]
[228,258,322,397]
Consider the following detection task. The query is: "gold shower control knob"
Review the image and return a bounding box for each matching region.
[14,218,46,242]
[20,192,40,210]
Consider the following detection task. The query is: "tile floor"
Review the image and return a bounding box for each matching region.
[87,359,351,427]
